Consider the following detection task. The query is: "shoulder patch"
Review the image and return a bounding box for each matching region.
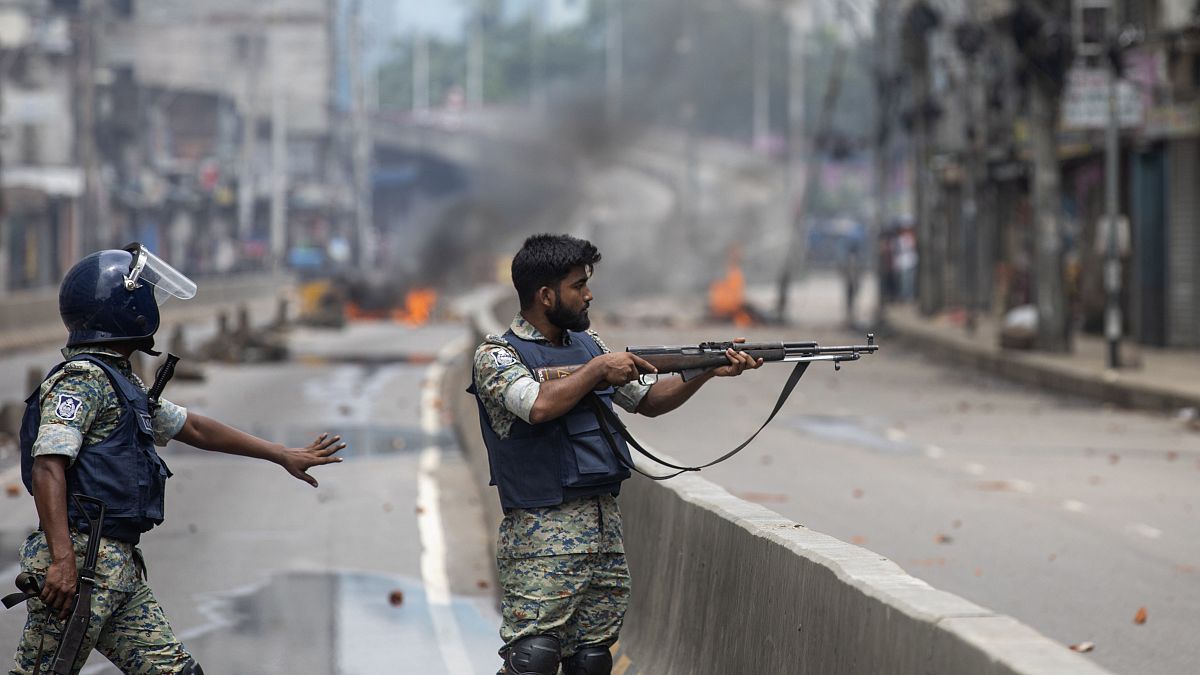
[54,394,84,421]
[491,350,518,369]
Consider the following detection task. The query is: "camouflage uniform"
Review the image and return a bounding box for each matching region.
[473,316,649,659]
[9,346,194,675]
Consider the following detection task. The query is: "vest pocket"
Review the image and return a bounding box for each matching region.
[564,431,623,487]
[561,411,625,488]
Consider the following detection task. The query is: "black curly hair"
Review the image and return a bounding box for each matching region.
[512,234,602,310]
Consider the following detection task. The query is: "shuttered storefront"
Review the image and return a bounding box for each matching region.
[1166,138,1200,347]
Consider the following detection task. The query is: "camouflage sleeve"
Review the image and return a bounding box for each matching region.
[151,398,188,446]
[473,336,539,430]
[586,329,649,414]
[31,366,105,463]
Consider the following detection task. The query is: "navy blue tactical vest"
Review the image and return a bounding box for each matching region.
[471,329,634,510]
[19,356,172,544]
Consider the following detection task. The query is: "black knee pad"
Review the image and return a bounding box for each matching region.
[503,634,561,675]
[562,645,612,675]
[181,658,204,675]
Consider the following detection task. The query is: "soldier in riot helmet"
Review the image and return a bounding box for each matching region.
[8,243,345,675]
[470,234,762,675]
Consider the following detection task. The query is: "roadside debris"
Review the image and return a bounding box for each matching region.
[388,589,405,607]
[1133,607,1148,625]
[1068,641,1095,653]
[195,304,289,364]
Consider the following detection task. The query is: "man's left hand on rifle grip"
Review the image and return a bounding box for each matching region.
[711,337,764,378]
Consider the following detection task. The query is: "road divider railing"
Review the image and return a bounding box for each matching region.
[454,286,1112,675]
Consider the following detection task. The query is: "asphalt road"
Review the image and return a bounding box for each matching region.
[0,322,500,674]
[597,309,1199,675]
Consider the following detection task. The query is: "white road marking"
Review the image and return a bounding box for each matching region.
[1127,523,1163,540]
[923,445,945,459]
[1009,479,1036,494]
[964,463,986,476]
[417,336,474,674]
[1062,499,1090,513]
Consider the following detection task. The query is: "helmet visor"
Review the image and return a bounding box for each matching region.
[125,244,197,302]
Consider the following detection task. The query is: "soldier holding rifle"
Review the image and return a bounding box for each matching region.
[6,244,344,675]
[470,234,764,675]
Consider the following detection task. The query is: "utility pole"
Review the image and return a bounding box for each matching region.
[777,6,851,323]
[73,0,105,252]
[903,2,941,317]
[269,41,288,270]
[0,52,8,294]
[606,0,623,127]
[774,2,807,322]
[871,0,896,330]
[237,28,263,246]
[676,1,699,251]
[413,33,430,112]
[753,7,771,152]
[1102,2,1123,368]
[467,2,484,108]
[955,22,986,334]
[350,0,373,267]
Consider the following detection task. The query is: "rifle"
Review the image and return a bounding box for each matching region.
[536,335,880,481]
[147,353,181,414]
[42,494,105,674]
[534,334,878,384]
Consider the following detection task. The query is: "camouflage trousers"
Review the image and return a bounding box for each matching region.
[498,552,631,660]
[8,579,194,675]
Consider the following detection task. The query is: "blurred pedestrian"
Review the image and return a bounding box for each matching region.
[895,222,918,302]
[8,244,345,675]
[842,238,864,329]
[877,229,897,304]
[470,234,761,675]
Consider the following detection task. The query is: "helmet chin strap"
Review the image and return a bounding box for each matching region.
[135,336,161,357]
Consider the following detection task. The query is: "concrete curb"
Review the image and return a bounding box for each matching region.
[454,288,1112,674]
[885,308,1200,414]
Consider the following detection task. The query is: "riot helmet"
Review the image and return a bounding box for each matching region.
[59,243,197,354]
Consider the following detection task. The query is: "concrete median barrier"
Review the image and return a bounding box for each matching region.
[0,273,293,355]
[455,287,1111,674]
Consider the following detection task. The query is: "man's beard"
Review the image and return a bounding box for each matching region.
[547,298,590,332]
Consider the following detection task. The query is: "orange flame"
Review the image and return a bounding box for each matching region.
[391,288,438,325]
[709,248,754,327]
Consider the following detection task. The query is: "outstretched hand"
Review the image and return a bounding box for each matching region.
[711,337,763,377]
[280,433,345,487]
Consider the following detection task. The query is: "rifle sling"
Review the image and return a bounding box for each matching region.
[589,361,810,480]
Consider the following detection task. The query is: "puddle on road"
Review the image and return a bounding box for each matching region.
[83,571,499,675]
[788,415,920,455]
